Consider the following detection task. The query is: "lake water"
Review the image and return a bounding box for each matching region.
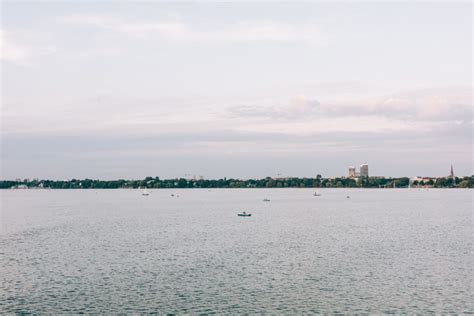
[1,189,472,313]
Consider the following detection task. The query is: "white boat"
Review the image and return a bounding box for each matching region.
[142,189,150,196]
[238,211,251,217]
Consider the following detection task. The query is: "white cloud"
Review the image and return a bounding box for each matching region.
[210,20,324,44]
[232,116,436,136]
[59,14,326,45]
[5,86,469,142]
[58,14,117,28]
[377,87,473,120]
[0,30,58,65]
[232,87,472,122]
[229,94,321,119]
[286,94,320,115]
[0,30,30,64]
[318,87,473,122]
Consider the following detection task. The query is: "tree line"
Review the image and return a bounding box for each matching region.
[1,175,472,189]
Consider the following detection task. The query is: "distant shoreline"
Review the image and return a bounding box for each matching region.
[2,187,472,190]
[2,176,472,189]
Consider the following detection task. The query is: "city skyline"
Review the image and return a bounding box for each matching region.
[3,163,465,182]
[1,2,472,179]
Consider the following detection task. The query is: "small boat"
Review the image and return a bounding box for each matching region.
[142,189,150,196]
[314,191,321,196]
[237,212,251,217]
[263,198,270,202]
[346,195,350,199]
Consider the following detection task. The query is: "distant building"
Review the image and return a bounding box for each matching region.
[409,176,436,188]
[360,163,369,177]
[348,166,357,178]
[409,177,423,186]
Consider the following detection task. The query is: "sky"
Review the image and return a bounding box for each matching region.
[0,1,472,180]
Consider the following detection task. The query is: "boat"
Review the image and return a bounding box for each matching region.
[263,198,270,202]
[237,212,251,217]
[142,189,150,196]
[314,191,321,196]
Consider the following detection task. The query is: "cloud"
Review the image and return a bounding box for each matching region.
[0,30,30,64]
[59,14,326,45]
[4,86,470,144]
[0,29,58,65]
[229,94,321,119]
[3,90,471,179]
[228,87,473,123]
[376,87,473,121]
[324,87,473,122]
[58,15,115,27]
[287,94,320,115]
[214,20,323,44]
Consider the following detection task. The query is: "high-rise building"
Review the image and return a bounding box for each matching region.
[360,163,369,177]
[348,166,356,178]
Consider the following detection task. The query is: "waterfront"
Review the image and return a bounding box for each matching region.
[0,189,472,313]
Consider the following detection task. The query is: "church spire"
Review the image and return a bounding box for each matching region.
[450,165,455,186]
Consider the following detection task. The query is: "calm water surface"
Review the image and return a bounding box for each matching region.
[0,189,472,313]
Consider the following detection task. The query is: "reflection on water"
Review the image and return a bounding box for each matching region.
[0,189,472,313]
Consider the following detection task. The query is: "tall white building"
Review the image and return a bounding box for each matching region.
[348,166,357,178]
[360,163,369,177]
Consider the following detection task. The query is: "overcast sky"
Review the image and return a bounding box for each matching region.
[1,1,472,180]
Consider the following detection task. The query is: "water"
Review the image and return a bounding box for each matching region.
[1,189,472,313]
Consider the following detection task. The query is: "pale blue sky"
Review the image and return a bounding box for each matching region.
[1,1,472,179]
